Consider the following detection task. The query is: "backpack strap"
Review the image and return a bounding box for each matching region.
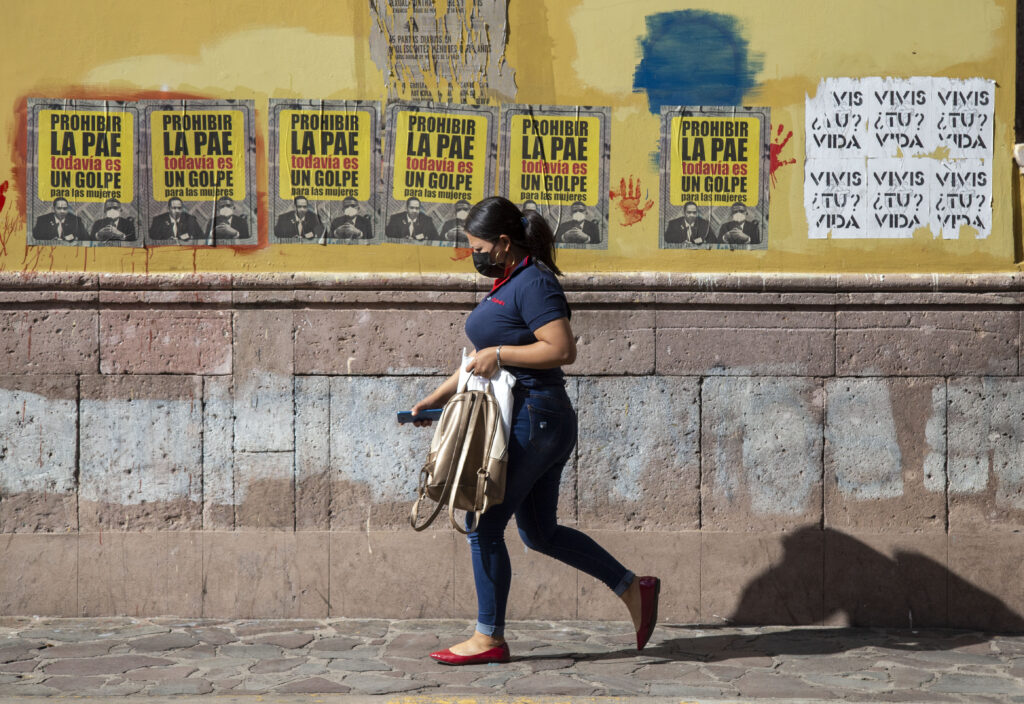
[409,464,446,531]
[449,393,483,534]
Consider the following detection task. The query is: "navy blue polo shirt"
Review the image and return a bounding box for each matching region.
[464,257,570,388]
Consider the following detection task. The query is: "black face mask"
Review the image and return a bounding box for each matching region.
[472,249,505,278]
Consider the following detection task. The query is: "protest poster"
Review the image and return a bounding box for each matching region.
[269,100,379,245]
[805,77,994,239]
[26,99,140,247]
[381,102,497,246]
[499,104,610,249]
[141,99,256,246]
[659,106,770,250]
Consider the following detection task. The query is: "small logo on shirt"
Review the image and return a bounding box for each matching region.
[490,297,506,306]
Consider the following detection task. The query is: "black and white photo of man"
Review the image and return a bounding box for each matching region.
[149,197,204,241]
[664,201,713,245]
[329,196,373,239]
[33,197,89,241]
[275,195,324,239]
[554,201,600,244]
[718,201,761,245]
[209,196,250,240]
[90,198,136,241]
[439,199,471,243]
[385,196,438,241]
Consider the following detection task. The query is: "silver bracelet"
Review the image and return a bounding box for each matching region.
[495,346,503,370]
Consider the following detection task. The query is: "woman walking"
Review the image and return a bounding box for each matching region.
[408,196,660,665]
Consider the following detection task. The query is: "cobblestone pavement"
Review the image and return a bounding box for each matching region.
[0,617,1022,702]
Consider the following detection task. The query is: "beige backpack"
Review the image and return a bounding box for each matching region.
[410,387,508,533]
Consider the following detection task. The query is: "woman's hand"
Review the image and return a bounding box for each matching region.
[464,347,499,378]
[409,397,437,427]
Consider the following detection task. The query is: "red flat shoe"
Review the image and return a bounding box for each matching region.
[429,643,511,665]
[635,575,661,651]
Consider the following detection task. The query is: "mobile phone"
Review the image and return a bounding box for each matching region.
[397,408,444,424]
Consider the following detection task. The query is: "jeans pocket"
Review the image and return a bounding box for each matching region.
[526,402,564,456]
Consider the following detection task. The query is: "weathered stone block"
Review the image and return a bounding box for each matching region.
[293,309,470,375]
[702,377,824,531]
[577,377,699,530]
[235,452,294,530]
[701,529,824,626]
[947,378,1024,532]
[78,532,202,617]
[203,377,234,529]
[570,310,655,375]
[0,310,97,374]
[836,309,1018,376]
[823,530,947,628]
[233,310,294,453]
[0,534,77,616]
[295,377,330,530]
[824,378,946,532]
[331,530,454,618]
[99,310,231,374]
[202,532,329,619]
[577,530,701,624]
[656,309,834,376]
[0,375,77,532]
[948,533,1024,631]
[330,376,444,530]
[79,375,203,530]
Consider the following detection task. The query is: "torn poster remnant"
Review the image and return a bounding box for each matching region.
[369,0,516,103]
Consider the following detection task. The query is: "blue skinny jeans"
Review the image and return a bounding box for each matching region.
[467,384,634,638]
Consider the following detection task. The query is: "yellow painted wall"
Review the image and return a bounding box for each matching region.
[0,0,1017,274]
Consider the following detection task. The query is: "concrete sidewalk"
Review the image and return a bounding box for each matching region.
[0,617,1022,702]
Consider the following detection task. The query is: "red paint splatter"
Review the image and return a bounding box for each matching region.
[0,181,8,214]
[609,176,654,226]
[450,247,472,261]
[770,123,796,188]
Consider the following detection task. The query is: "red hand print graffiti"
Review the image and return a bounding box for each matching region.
[0,181,8,214]
[770,124,796,188]
[609,176,654,226]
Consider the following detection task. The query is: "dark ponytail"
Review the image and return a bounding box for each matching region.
[464,196,562,276]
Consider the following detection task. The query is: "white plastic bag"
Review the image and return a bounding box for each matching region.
[458,348,515,439]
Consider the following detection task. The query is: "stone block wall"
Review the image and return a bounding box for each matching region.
[1,272,1023,631]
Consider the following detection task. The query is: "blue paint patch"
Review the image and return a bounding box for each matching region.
[634,11,763,114]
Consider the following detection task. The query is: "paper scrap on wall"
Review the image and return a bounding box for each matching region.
[805,77,994,239]
[500,105,610,249]
[381,102,497,246]
[269,100,380,245]
[369,0,516,103]
[26,99,141,247]
[659,106,771,249]
[141,99,257,246]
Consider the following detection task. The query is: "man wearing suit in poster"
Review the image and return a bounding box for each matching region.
[275,195,324,240]
[554,201,600,244]
[664,201,713,245]
[385,196,438,241]
[439,199,470,244]
[208,196,250,240]
[33,197,89,242]
[329,196,373,239]
[718,201,761,245]
[149,197,204,241]
[90,198,136,241]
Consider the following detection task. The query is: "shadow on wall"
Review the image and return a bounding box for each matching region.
[731,527,1024,633]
